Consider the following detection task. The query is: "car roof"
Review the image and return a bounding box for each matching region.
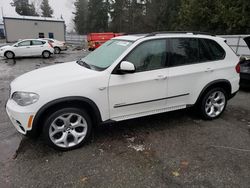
[18,39,47,42]
[114,32,223,42]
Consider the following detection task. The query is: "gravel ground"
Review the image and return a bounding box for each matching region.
[0,50,250,188]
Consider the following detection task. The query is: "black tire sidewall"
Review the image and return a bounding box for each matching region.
[200,87,227,120]
[5,51,14,59]
[54,47,61,54]
[42,51,51,58]
[43,107,92,151]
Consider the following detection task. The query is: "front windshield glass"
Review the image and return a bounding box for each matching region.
[82,39,133,69]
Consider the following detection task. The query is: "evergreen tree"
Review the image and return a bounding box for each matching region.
[73,0,88,34]
[11,0,39,16]
[87,0,109,32]
[40,0,54,17]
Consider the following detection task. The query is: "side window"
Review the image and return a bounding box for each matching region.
[18,41,31,47]
[169,38,199,67]
[39,33,45,38]
[203,39,225,60]
[125,39,167,72]
[199,39,212,62]
[32,40,44,45]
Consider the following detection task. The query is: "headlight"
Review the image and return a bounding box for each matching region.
[12,92,39,106]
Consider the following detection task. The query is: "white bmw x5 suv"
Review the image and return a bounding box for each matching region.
[6,32,240,150]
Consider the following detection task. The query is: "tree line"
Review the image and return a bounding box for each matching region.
[11,0,54,18]
[74,0,250,35]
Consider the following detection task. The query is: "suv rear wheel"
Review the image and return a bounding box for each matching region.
[43,107,92,151]
[199,88,227,120]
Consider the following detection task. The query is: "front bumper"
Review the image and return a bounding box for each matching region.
[6,99,35,135]
[0,51,4,57]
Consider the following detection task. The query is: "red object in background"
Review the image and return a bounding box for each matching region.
[87,32,124,51]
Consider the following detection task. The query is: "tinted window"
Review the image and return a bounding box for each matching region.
[32,40,45,45]
[125,39,167,72]
[203,39,225,60]
[199,39,212,62]
[18,41,31,46]
[169,38,199,67]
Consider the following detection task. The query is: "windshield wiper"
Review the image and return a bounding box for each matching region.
[76,60,91,69]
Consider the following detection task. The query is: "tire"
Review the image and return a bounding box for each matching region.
[42,51,51,58]
[5,51,15,59]
[199,87,228,120]
[54,47,61,54]
[43,107,92,151]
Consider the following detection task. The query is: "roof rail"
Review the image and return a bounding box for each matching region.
[144,31,216,37]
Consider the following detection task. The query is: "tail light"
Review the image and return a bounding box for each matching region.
[235,62,241,73]
[48,42,53,48]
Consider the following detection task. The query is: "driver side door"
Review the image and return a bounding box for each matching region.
[14,40,32,57]
[108,39,169,121]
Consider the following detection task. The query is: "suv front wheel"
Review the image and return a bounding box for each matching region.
[199,88,227,120]
[43,107,92,151]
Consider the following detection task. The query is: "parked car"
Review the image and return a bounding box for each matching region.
[6,32,240,151]
[87,32,124,51]
[0,39,54,59]
[239,57,250,87]
[43,38,67,54]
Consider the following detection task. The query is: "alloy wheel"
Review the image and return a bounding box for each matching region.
[205,91,226,118]
[49,113,88,148]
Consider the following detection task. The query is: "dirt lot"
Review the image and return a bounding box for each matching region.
[0,50,250,188]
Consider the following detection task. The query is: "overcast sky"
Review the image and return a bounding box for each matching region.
[0,0,76,31]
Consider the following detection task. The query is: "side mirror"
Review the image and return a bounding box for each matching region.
[14,45,18,47]
[118,61,136,74]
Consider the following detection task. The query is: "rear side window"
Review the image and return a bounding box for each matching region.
[169,38,199,67]
[32,40,45,45]
[203,39,225,60]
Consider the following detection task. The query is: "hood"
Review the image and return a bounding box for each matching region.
[11,61,99,91]
[0,45,11,50]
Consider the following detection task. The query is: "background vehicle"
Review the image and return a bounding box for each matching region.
[0,39,54,59]
[87,32,124,51]
[43,38,67,54]
[239,57,250,87]
[6,32,239,151]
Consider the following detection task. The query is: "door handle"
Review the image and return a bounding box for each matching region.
[155,75,167,80]
[205,68,214,72]
[26,47,30,48]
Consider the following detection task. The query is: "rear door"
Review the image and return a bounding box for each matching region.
[30,40,46,56]
[166,37,225,107]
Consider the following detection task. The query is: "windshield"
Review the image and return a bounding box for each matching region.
[82,39,133,70]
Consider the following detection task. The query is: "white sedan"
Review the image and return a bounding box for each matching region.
[43,38,68,54]
[0,39,54,59]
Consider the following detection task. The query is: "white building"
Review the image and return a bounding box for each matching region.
[0,19,5,38]
[3,15,65,42]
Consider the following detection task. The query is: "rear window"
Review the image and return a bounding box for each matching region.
[203,39,225,60]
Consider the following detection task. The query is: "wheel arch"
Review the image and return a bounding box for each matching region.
[195,79,232,105]
[28,96,102,137]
